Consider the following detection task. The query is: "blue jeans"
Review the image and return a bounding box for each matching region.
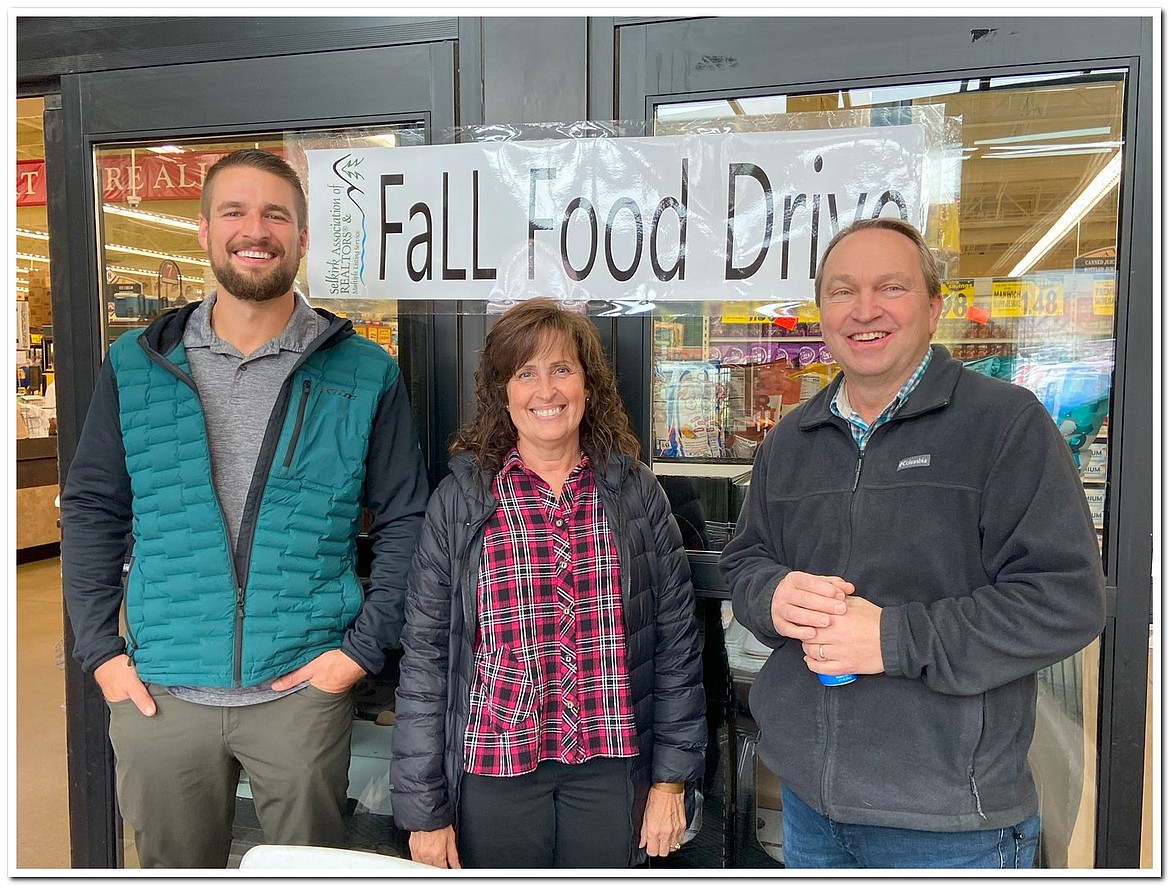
[780,785,1041,869]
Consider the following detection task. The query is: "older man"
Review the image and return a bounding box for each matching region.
[719,217,1105,868]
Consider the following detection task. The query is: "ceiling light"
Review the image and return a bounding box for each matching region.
[984,147,1118,161]
[985,140,1121,155]
[106,264,205,285]
[1008,152,1122,277]
[974,127,1111,146]
[105,243,210,266]
[103,204,199,231]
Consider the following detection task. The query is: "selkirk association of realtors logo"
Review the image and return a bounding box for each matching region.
[323,154,366,297]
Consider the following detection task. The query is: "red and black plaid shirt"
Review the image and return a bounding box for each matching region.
[463,449,638,777]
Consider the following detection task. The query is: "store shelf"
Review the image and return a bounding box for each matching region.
[708,335,823,343]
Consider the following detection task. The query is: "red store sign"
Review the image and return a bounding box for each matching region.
[17,148,286,207]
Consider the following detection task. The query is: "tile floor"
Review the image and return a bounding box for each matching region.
[15,555,71,870]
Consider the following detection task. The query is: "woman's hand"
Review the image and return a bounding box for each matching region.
[639,784,687,857]
[409,825,461,868]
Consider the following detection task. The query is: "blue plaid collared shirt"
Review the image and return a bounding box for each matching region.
[831,348,933,452]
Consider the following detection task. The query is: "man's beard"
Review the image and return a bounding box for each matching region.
[210,241,300,303]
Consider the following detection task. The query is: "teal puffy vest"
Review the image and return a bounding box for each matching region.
[109,326,398,687]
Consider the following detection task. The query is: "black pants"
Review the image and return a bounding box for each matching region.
[457,757,634,868]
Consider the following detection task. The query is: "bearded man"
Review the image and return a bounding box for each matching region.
[61,149,429,868]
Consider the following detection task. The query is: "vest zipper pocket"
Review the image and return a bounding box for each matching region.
[233,585,245,686]
[283,379,312,468]
[123,555,137,664]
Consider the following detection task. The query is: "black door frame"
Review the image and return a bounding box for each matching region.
[599,15,1154,869]
[24,14,1152,869]
[44,33,459,868]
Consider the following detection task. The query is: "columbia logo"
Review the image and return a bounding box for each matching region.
[897,454,931,471]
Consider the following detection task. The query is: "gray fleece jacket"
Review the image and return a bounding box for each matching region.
[719,344,1105,832]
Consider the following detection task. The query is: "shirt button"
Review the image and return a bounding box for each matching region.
[554,518,564,528]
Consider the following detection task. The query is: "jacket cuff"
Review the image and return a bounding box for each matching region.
[748,569,788,645]
[340,634,379,677]
[879,604,907,677]
[83,639,128,675]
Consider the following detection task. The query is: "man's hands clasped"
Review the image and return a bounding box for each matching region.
[770,571,884,677]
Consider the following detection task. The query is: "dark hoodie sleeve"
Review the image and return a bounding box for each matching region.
[59,357,134,674]
[341,373,429,674]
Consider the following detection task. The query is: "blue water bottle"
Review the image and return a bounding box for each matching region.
[818,672,857,687]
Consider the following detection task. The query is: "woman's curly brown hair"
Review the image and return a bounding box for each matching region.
[450,298,641,473]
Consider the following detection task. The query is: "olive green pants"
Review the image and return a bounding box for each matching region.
[107,683,354,869]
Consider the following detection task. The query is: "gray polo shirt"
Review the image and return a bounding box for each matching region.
[169,292,330,705]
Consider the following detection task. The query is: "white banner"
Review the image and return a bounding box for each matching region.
[307,125,926,304]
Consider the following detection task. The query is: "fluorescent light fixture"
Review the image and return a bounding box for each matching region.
[989,72,1091,89]
[656,100,740,122]
[974,127,1111,146]
[736,96,788,116]
[107,264,205,285]
[103,204,199,231]
[985,147,1117,161]
[105,243,210,266]
[1008,152,1122,277]
[986,140,1121,152]
[849,82,962,105]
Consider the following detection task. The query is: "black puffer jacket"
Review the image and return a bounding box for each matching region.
[391,450,706,863]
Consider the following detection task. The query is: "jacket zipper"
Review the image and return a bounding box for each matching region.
[823,440,866,810]
[139,346,248,681]
[122,555,137,663]
[282,379,312,468]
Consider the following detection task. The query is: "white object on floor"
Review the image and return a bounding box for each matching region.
[756,807,784,864]
[238,844,429,869]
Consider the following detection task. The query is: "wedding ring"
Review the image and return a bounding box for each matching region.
[670,843,682,851]
[818,644,826,661]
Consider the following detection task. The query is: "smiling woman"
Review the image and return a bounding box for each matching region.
[391,297,707,869]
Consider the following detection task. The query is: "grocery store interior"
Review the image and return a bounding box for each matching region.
[13,14,1155,871]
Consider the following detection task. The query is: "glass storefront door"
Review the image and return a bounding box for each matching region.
[646,70,1124,870]
[48,36,458,868]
